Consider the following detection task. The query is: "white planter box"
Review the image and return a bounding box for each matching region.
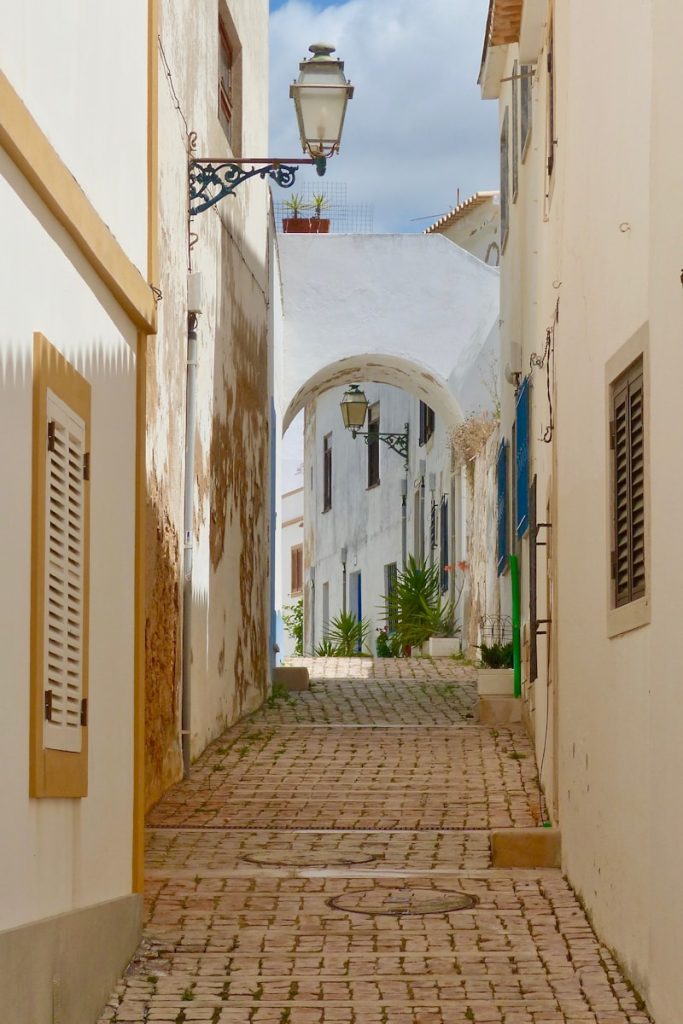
[477,668,515,696]
[426,637,460,658]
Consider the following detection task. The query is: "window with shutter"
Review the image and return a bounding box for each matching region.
[497,439,509,574]
[439,496,449,592]
[30,333,90,799]
[323,434,332,511]
[291,544,303,595]
[44,391,86,753]
[367,404,380,487]
[515,377,531,538]
[611,359,645,608]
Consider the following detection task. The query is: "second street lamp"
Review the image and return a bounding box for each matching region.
[189,43,354,214]
[339,384,410,470]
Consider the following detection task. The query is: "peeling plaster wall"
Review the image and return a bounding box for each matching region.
[463,430,505,654]
[147,0,270,806]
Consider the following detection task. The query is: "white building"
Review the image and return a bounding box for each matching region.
[425,190,501,267]
[0,2,155,1018]
[479,1,683,1019]
[277,486,304,658]
[304,384,460,653]
[278,210,502,657]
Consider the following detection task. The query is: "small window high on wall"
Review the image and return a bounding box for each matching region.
[291,544,303,595]
[367,404,380,487]
[611,359,645,608]
[419,402,435,446]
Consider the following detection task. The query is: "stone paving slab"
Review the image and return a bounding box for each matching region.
[249,672,478,726]
[148,725,543,831]
[100,661,652,1024]
[146,830,492,874]
[101,873,650,1023]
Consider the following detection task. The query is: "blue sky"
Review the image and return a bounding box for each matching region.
[269,0,498,234]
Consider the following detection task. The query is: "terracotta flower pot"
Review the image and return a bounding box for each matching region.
[282,217,331,234]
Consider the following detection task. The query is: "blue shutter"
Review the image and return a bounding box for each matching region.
[516,377,530,538]
[440,496,449,591]
[496,440,508,575]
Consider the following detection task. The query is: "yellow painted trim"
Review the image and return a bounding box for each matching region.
[0,71,157,335]
[131,0,160,895]
[30,333,91,799]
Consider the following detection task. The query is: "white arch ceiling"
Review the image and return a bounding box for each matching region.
[276,233,499,433]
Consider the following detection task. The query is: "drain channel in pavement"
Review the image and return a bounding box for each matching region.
[328,885,477,916]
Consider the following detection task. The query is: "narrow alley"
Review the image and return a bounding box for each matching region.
[100,661,651,1024]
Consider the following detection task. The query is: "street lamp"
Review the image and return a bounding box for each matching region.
[339,384,410,470]
[189,43,354,214]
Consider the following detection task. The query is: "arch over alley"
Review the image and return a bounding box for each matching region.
[275,232,500,433]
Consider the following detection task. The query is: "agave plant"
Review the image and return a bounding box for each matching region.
[282,192,307,218]
[384,556,457,651]
[326,611,371,656]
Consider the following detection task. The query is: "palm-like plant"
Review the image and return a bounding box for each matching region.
[326,611,371,656]
[384,556,457,651]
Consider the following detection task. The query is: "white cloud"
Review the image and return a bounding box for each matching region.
[269,0,498,232]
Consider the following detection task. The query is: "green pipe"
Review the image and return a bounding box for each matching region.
[509,554,522,698]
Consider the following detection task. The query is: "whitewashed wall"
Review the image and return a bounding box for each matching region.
[304,383,465,655]
[278,488,304,658]
[482,2,683,1019]
[0,0,144,929]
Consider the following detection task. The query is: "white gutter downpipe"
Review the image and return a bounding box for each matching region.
[182,273,203,778]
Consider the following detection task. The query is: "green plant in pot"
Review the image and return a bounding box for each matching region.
[310,193,330,219]
[480,642,514,668]
[282,193,306,218]
[383,556,458,653]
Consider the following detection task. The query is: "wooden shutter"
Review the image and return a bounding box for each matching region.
[323,435,332,511]
[440,496,449,592]
[44,391,86,753]
[612,361,645,606]
[515,377,530,538]
[496,440,508,574]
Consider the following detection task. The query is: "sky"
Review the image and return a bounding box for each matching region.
[270,0,498,489]
[269,0,498,233]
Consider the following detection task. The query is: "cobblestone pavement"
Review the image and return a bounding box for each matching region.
[101,659,652,1024]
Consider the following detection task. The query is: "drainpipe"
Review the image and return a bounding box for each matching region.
[509,553,522,698]
[181,274,202,778]
[400,477,407,569]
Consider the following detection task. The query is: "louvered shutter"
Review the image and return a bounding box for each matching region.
[612,361,645,607]
[497,440,508,574]
[43,390,86,753]
[515,377,530,538]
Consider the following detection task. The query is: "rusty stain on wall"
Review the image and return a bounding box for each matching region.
[144,471,182,811]
[208,286,270,720]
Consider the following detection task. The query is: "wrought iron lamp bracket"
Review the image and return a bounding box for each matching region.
[189,156,326,215]
[350,422,410,469]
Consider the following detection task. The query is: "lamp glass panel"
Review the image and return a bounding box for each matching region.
[340,393,368,429]
[295,87,349,148]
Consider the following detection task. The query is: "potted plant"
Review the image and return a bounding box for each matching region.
[384,556,458,656]
[309,193,331,233]
[281,193,331,234]
[477,642,514,695]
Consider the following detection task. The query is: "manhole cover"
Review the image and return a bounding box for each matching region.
[241,850,378,867]
[328,886,476,916]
